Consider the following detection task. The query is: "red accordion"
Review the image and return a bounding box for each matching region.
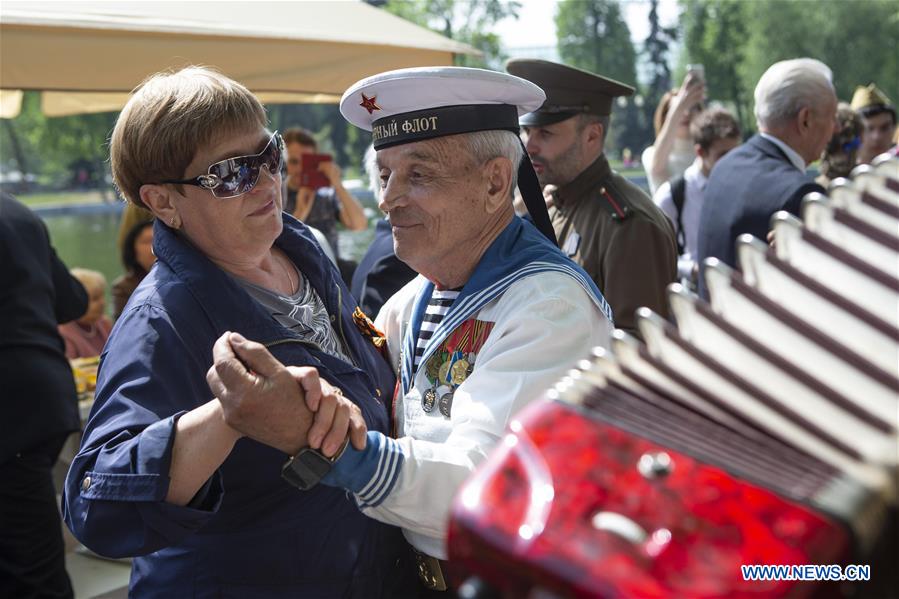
[448,160,899,597]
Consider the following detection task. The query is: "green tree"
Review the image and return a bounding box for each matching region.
[741,0,898,105]
[382,0,521,69]
[341,0,522,173]
[644,0,677,105]
[556,0,637,85]
[681,0,899,134]
[555,0,644,154]
[642,0,678,151]
[680,0,750,130]
[1,92,118,194]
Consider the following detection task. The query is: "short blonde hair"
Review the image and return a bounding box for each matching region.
[70,268,107,295]
[110,66,267,208]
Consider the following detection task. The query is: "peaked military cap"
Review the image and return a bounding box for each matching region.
[506,59,635,126]
[851,83,895,116]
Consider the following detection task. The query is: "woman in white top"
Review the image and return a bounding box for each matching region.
[642,71,706,194]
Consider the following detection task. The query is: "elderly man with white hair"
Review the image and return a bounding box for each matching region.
[695,57,838,298]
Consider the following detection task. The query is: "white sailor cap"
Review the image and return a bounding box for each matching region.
[340,66,546,150]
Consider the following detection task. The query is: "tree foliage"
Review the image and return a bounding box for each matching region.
[680,0,899,133]
[744,0,898,103]
[1,92,117,192]
[382,0,521,69]
[555,0,646,154]
[327,0,522,170]
[556,0,637,85]
[679,0,750,128]
[641,0,678,152]
[644,0,678,104]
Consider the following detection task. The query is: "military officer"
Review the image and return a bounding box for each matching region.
[507,59,678,337]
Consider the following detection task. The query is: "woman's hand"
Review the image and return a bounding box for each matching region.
[288,366,367,456]
[669,72,706,121]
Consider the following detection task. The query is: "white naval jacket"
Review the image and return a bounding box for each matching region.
[369,269,613,558]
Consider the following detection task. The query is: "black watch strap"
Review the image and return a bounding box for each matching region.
[280,441,349,491]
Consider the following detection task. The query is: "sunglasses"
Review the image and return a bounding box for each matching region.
[162,131,284,198]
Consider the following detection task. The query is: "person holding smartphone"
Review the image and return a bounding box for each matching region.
[641,65,707,194]
[282,128,368,264]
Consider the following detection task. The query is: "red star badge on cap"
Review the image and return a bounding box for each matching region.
[360,93,381,115]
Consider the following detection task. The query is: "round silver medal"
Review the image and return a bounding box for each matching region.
[422,388,437,412]
[438,391,454,418]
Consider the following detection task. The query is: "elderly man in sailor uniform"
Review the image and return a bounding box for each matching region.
[208,67,613,595]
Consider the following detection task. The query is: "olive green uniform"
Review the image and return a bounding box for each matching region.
[549,154,677,337]
[506,58,679,336]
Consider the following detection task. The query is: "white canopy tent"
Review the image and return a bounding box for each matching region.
[0,1,476,117]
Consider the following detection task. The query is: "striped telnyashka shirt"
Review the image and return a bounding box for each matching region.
[412,288,460,372]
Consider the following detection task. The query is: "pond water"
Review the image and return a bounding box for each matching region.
[41,210,377,317]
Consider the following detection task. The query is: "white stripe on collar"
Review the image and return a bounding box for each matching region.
[759,132,806,172]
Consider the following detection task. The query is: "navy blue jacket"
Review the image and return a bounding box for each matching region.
[350,219,416,319]
[62,214,412,597]
[696,134,824,297]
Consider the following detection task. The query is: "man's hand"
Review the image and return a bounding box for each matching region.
[207,332,366,456]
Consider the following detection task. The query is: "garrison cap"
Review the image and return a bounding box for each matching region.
[851,83,895,116]
[340,66,545,150]
[506,59,635,126]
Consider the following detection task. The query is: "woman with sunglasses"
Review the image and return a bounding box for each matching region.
[62,67,413,597]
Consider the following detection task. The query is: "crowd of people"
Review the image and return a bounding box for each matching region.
[641,60,897,295]
[0,53,895,598]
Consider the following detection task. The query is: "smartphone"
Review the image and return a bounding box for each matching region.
[686,63,705,83]
[300,153,332,189]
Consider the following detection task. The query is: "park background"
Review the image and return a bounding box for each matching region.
[2,0,897,316]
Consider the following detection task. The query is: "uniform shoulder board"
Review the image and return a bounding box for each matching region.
[596,181,632,221]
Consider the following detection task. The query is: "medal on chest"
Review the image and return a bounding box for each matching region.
[420,319,494,418]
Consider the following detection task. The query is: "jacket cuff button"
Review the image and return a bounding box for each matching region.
[82,476,92,491]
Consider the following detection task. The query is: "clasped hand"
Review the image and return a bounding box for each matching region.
[206,331,367,457]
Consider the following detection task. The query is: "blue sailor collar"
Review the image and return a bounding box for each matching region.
[400,216,612,394]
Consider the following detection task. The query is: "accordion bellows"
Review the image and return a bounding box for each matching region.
[448,156,899,598]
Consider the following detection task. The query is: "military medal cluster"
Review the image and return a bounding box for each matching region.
[420,319,493,418]
[422,351,475,417]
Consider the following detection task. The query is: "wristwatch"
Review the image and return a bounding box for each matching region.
[280,440,349,490]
